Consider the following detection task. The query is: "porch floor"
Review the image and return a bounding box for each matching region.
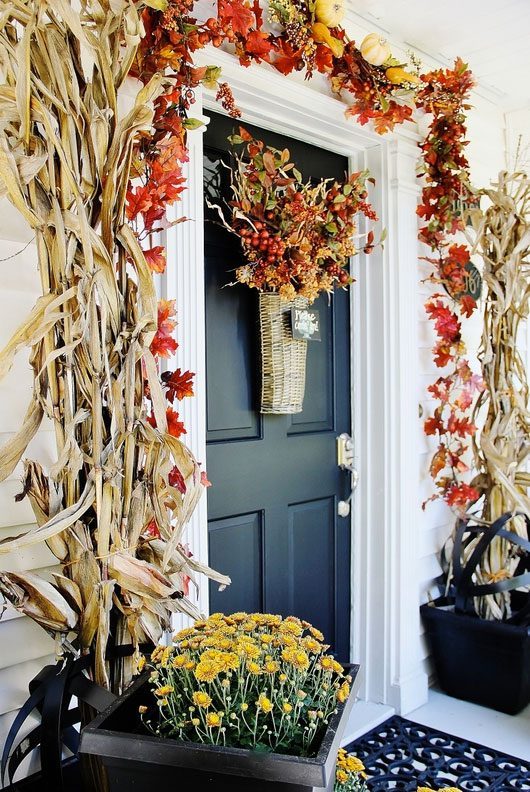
[408,689,530,762]
[342,690,530,762]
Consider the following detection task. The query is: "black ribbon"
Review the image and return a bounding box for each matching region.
[445,512,530,623]
[1,643,151,791]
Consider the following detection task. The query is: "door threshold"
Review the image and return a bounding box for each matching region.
[341,699,395,746]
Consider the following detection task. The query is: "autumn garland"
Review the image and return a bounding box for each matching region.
[128,0,480,510]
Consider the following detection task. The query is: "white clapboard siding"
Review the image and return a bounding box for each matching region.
[0,223,59,787]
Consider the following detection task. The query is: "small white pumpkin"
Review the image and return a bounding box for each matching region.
[314,0,346,28]
[360,33,391,66]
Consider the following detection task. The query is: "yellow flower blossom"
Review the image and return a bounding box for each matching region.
[172,654,188,668]
[282,702,293,713]
[281,647,310,671]
[195,660,220,683]
[336,768,349,784]
[309,626,324,640]
[191,717,200,726]
[247,661,262,675]
[206,712,222,727]
[336,681,350,703]
[302,637,322,654]
[151,645,165,663]
[257,695,273,713]
[154,685,174,697]
[192,691,212,708]
[264,660,280,674]
[173,627,195,642]
[137,655,146,672]
[241,702,249,711]
[320,655,334,671]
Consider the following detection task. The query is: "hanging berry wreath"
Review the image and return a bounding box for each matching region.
[127,0,481,510]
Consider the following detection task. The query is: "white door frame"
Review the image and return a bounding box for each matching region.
[165,48,429,715]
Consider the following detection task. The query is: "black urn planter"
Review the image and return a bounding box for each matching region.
[421,512,530,716]
[79,665,359,792]
[421,603,530,715]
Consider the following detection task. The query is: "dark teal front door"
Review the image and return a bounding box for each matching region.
[203,113,352,661]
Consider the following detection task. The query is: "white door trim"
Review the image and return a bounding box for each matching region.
[165,47,429,714]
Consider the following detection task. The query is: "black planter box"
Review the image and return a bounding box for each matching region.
[79,665,359,791]
[421,603,530,715]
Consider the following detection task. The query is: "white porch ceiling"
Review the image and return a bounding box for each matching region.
[349,0,530,110]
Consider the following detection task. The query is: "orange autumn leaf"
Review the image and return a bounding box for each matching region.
[143,246,167,274]
[161,368,195,402]
[150,299,178,359]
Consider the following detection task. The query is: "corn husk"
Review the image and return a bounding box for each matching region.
[0,0,228,692]
[461,171,530,619]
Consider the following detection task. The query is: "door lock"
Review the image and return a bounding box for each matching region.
[337,433,358,517]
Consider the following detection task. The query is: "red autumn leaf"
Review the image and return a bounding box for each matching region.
[459,295,476,318]
[424,413,444,436]
[143,245,167,274]
[433,341,454,368]
[162,368,195,402]
[447,243,470,266]
[274,49,301,75]
[167,407,186,438]
[447,413,476,438]
[126,185,153,221]
[245,29,273,60]
[426,300,461,341]
[201,470,212,488]
[219,0,254,36]
[169,464,187,494]
[445,483,479,508]
[150,299,178,359]
[315,44,334,73]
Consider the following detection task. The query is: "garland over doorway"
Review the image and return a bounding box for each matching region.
[133,0,481,508]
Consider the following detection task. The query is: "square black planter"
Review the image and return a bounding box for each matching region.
[79,665,359,792]
[421,603,530,715]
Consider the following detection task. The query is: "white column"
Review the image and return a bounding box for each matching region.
[163,92,210,616]
[352,131,429,714]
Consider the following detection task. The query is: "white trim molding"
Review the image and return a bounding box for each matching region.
[165,47,429,715]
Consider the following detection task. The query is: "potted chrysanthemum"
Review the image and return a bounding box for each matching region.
[80,612,359,791]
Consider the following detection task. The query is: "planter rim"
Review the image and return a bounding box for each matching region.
[420,602,530,636]
[80,663,360,786]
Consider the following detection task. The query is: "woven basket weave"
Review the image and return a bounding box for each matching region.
[259,293,308,414]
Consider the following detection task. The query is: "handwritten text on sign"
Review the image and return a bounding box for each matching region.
[291,307,321,341]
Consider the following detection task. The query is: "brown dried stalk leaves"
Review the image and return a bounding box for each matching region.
[0,0,228,689]
[464,171,530,619]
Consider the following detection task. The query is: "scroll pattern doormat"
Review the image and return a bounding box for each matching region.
[346,715,530,790]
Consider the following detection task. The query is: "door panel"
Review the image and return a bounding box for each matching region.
[204,112,352,660]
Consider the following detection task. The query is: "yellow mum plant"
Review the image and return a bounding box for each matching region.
[140,612,351,755]
[334,748,369,791]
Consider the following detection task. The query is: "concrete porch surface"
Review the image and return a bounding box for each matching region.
[341,690,530,762]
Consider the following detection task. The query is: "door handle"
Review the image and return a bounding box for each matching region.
[337,433,358,517]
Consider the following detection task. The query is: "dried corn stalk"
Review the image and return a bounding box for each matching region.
[464,171,530,619]
[0,0,228,692]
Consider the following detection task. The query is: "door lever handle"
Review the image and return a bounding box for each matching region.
[337,433,358,517]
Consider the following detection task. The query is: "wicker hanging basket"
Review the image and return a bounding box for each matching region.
[259,293,308,414]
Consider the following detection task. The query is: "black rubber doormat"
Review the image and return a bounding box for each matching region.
[345,715,530,790]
